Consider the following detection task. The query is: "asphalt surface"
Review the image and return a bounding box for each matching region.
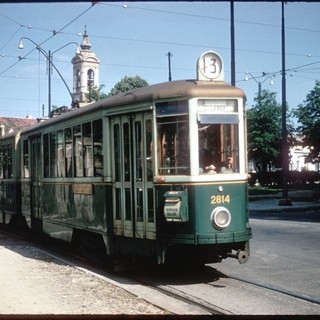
[249,189,320,222]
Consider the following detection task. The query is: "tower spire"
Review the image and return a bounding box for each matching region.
[80,25,91,51]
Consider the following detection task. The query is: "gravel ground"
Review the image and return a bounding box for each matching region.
[0,235,167,315]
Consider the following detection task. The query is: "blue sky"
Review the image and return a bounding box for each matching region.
[0,1,319,118]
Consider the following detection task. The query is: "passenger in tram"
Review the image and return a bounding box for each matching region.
[219,157,233,172]
[198,130,216,174]
[214,158,233,173]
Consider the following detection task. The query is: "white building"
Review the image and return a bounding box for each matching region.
[248,143,318,173]
[289,145,317,172]
[71,28,100,107]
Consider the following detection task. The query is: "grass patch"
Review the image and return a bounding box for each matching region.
[248,186,281,195]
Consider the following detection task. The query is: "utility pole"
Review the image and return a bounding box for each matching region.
[166,52,172,81]
[279,1,292,206]
[47,50,52,117]
[230,0,235,86]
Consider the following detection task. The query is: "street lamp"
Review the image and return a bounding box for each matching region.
[18,37,80,117]
[244,72,274,100]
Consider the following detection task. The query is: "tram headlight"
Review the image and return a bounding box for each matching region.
[210,207,231,230]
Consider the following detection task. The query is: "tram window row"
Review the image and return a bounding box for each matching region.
[0,144,13,179]
[22,119,103,179]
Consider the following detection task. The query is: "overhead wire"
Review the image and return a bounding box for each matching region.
[59,30,317,60]
[101,2,320,34]
[1,2,319,101]
[1,2,319,77]
[0,26,23,52]
[0,2,96,76]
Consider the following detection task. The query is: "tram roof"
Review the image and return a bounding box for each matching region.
[100,79,246,106]
[20,79,245,135]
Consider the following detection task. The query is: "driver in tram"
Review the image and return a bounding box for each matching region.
[198,130,216,174]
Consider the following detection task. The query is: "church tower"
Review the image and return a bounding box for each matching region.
[71,27,100,106]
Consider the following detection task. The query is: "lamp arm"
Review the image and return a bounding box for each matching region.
[52,42,79,55]
[245,71,259,85]
[19,37,74,104]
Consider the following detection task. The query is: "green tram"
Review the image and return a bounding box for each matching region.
[0,132,22,224]
[1,51,252,265]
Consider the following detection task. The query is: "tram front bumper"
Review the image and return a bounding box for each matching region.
[161,229,252,245]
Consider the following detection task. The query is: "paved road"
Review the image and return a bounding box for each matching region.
[133,216,320,314]
[215,218,320,305]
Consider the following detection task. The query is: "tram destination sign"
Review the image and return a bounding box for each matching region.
[197,99,238,113]
[72,184,93,195]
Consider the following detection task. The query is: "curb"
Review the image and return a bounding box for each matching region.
[249,203,320,214]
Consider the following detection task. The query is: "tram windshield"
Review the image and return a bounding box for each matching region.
[155,99,240,176]
[198,123,239,174]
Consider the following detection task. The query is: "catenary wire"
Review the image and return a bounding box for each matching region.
[0,3,96,76]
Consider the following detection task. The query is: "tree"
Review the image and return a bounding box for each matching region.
[108,75,148,96]
[86,84,108,103]
[247,90,282,172]
[293,80,320,164]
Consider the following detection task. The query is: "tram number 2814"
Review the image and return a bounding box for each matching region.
[211,194,231,204]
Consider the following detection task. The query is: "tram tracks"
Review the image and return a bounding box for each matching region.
[222,274,320,307]
[134,279,231,315]
[1,225,319,314]
[125,266,320,315]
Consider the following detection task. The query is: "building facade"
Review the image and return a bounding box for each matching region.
[289,145,318,172]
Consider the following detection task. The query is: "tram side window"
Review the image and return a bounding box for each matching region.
[157,115,190,175]
[65,128,73,177]
[57,130,65,177]
[135,121,142,181]
[82,122,93,177]
[123,123,131,182]
[43,134,49,177]
[50,132,57,177]
[23,140,29,178]
[198,123,239,174]
[113,124,121,181]
[93,119,103,177]
[145,119,153,181]
[9,146,13,178]
[0,145,12,178]
[7,145,12,178]
[43,134,57,178]
[73,125,83,177]
[41,120,103,179]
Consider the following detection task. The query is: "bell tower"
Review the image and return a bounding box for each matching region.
[71,27,100,106]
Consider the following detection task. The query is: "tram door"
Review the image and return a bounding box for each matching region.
[30,136,42,223]
[112,113,155,240]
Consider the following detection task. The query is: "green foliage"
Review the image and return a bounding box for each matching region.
[247,90,282,171]
[108,75,148,96]
[86,85,108,103]
[293,80,320,163]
